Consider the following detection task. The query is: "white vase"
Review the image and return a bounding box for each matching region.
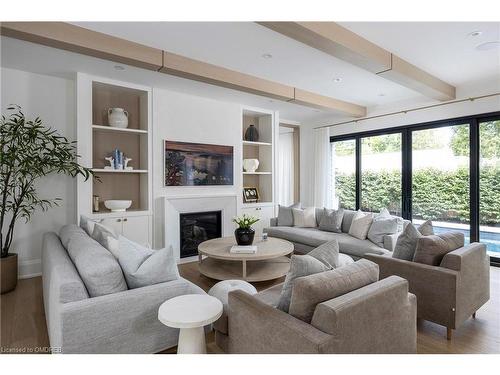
[243,159,259,172]
[108,108,129,128]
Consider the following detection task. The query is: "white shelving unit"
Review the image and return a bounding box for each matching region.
[77,74,153,246]
[240,106,278,236]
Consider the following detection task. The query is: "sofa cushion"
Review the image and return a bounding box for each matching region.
[59,224,88,249]
[368,217,399,248]
[255,283,283,307]
[277,203,300,226]
[66,230,127,297]
[264,227,389,258]
[92,223,117,250]
[348,210,373,240]
[319,208,344,233]
[392,222,435,261]
[413,232,465,266]
[417,220,434,236]
[277,254,331,312]
[341,209,357,233]
[107,236,179,289]
[307,240,339,268]
[79,215,95,236]
[292,207,317,228]
[289,259,379,322]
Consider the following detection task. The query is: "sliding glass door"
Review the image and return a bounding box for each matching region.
[479,120,500,260]
[361,133,402,216]
[331,139,356,210]
[411,124,471,243]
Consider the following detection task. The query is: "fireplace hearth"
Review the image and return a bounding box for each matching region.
[179,211,222,258]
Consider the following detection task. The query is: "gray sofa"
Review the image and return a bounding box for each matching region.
[215,262,417,353]
[264,208,409,259]
[42,229,205,353]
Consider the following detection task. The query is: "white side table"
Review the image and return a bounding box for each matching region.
[158,294,223,354]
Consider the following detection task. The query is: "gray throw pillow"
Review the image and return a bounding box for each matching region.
[319,208,344,233]
[368,218,399,248]
[413,232,464,266]
[308,240,340,268]
[289,259,379,323]
[418,220,434,236]
[92,223,117,250]
[392,223,422,260]
[277,251,333,313]
[79,215,94,236]
[277,203,300,226]
[59,224,88,248]
[107,236,179,289]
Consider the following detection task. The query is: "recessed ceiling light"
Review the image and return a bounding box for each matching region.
[114,65,125,71]
[333,77,342,83]
[476,41,500,51]
[468,30,483,37]
[262,53,273,59]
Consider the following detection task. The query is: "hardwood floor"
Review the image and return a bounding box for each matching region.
[1,264,499,354]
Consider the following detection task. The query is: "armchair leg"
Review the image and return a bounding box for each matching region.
[446,328,452,340]
[472,312,476,319]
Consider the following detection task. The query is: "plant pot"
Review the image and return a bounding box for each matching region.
[1,253,18,294]
[234,227,255,246]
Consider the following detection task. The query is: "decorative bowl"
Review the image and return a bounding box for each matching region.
[104,200,132,212]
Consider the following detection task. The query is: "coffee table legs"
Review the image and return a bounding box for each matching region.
[242,260,247,280]
[177,326,206,354]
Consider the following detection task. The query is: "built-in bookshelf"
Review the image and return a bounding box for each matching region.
[77,74,152,245]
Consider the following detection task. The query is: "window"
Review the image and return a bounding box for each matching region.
[361,133,402,216]
[332,139,356,210]
[330,111,500,265]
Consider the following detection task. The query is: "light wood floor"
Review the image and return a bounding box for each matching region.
[1,263,499,354]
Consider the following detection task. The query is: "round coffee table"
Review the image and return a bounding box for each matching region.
[198,237,293,282]
[158,294,223,354]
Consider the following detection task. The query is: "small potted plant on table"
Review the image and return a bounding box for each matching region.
[1,106,92,294]
[232,214,260,246]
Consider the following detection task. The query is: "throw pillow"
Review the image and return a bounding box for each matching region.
[413,232,465,266]
[79,215,95,236]
[92,223,117,250]
[318,208,344,233]
[418,220,434,236]
[277,255,330,312]
[308,240,340,269]
[292,207,316,228]
[107,236,179,289]
[277,203,300,226]
[392,223,422,260]
[348,210,373,240]
[289,259,379,323]
[367,217,399,248]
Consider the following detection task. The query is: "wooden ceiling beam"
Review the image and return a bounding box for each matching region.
[258,22,456,101]
[0,21,367,117]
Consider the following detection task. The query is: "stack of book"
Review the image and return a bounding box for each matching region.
[230,245,257,254]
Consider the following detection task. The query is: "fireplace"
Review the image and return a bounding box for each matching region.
[179,211,222,258]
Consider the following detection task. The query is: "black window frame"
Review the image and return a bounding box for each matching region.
[331,110,500,267]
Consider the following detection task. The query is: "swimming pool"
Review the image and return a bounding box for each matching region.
[432,225,500,256]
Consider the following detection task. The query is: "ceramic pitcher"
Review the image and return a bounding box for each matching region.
[108,108,129,128]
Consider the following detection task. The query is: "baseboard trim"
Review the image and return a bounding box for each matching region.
[18,259,42,279]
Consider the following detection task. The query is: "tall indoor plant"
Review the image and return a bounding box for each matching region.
[1,106,92,294]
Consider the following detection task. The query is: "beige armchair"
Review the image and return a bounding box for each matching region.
[224,275,417,354]
[365,243,490,340]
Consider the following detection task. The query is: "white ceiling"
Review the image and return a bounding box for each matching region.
[2,22,499,123]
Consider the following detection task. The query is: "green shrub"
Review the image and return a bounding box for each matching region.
[335,166,500,225]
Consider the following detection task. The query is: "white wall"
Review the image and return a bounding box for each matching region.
[151,88,242,248]
[300,93,500,206]
[1,68,76,278]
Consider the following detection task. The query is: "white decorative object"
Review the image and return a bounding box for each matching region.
[208,280,257,313]
[158,294,223,354]
[124,157,132,169]
[104,200,132,212]
[243,158,259,172]
[107,108,129,128]
[104,156,114,169]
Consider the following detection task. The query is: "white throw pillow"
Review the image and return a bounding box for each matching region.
[292,207,316,228]
[348,210,373,240]
[79,215,95,236]
[107,236,179,289]
[91,222,117,250]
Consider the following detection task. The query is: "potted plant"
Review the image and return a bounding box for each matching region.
[1,106,93,294]
[232,214,260,246]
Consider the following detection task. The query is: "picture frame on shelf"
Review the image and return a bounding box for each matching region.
[243,187,260,203]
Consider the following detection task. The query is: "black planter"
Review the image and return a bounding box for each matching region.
[234,227,255,246]
[244,124,259,142]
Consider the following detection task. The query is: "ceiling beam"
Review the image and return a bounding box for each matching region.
[0,21,366,117]
[258,22,456,101]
